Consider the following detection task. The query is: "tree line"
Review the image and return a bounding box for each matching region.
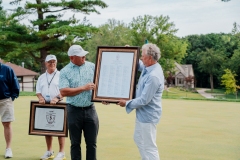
[0,0,239,95]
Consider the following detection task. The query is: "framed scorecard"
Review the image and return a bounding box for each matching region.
[92,46,140,103]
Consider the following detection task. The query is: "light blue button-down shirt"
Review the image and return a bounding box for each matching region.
[126,60,164,123]
[59,61,95,107]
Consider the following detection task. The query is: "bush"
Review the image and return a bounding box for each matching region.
[20,91,36,96]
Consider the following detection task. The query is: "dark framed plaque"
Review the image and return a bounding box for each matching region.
[92,46,140,103]
[29,101,68,137]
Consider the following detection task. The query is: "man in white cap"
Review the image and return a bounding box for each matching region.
[59,45,98,160]
[36,55,66,160]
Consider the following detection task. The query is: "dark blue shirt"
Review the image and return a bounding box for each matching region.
[0,63,20,101]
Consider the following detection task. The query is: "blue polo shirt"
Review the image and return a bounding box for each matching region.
[0,63,20,101]
[59,61,95,107]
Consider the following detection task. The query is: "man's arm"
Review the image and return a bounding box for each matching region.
[10,69,19,101]
[123,76,160,113]
[36,93,45,104]
[60,83,95,97]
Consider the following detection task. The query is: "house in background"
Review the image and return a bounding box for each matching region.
[0,59,39,91]
[174,62,195,88]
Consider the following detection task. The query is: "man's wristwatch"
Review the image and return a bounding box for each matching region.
[56,95,62,101]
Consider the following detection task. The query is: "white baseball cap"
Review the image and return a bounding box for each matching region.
[45,55,57,62]
[67,45,89,57]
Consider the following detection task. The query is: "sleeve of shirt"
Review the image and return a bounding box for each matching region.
[126,75,160,114]
[36,75,42,94]
[92,63,95,71]
[59,69,70,89]
[9,68,20,101]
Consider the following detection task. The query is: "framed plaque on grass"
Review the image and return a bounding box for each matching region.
[92,46,140,103]
[29,101,68,137]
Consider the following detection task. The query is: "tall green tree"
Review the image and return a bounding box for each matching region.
[228,49,240,84]
[129,15,188,77]
[221,69,240,99]
[1,0,107,73]
[84,19,132,63]
[0,0,40,70]
[232,22,240,35]
[198,48,226,92]
[182,33,238,88]
[229,22,240,84]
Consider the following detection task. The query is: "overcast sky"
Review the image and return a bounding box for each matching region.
[2,0,240,37]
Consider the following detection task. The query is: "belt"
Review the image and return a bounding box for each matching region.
[68,104,93,110]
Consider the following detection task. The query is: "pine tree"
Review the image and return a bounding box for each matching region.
[1,0,107,73]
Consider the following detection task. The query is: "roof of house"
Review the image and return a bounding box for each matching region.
[175,62,194,77]
[0,59,39,76]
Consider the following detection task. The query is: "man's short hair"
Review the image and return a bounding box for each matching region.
[142,43,161,61]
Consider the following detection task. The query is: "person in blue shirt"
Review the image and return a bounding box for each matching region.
[117,43,164,160]
[59,45,98,160]
[0,62,20,158]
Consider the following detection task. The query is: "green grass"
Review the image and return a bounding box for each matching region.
[20,87,240,101]
[19,91,36,96]
[213,94,239,100]
[0,96,239,160]
[205,89,225,94]
[163,87,205,99]
[162,88,240,101]
[204,89,240,100]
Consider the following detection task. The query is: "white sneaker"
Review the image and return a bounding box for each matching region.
[5,148,13,158]
[53,152,66,160]
[40,151,54,160]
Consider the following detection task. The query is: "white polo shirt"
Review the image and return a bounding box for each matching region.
[36,69,60,100]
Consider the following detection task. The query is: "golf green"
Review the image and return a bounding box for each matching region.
[0,97,239,160]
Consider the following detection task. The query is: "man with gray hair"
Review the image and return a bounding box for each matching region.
[118,43,164,160]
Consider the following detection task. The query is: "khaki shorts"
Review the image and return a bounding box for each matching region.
[0,98,15,122]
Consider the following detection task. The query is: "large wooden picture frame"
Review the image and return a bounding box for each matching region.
[92,46,140,103]
[29,101,68,137]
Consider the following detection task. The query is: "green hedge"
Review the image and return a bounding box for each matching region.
[20,91,36,96]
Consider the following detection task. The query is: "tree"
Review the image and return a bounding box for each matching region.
[221,69,240,99]
[198,48,226,92]
[232,22,240,35]
[228,49,240,84]
[228,22,240,84]
[84,19,132,63]
[1,0,107,73]
[182,33,238,88]
[129,15,188,77]
[0,1,40,70]
[185,75,195,89]
[166,72,175,87]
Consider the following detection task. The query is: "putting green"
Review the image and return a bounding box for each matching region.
[0,97,239,160]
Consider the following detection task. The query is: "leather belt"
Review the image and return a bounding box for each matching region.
[68,104,93,110]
